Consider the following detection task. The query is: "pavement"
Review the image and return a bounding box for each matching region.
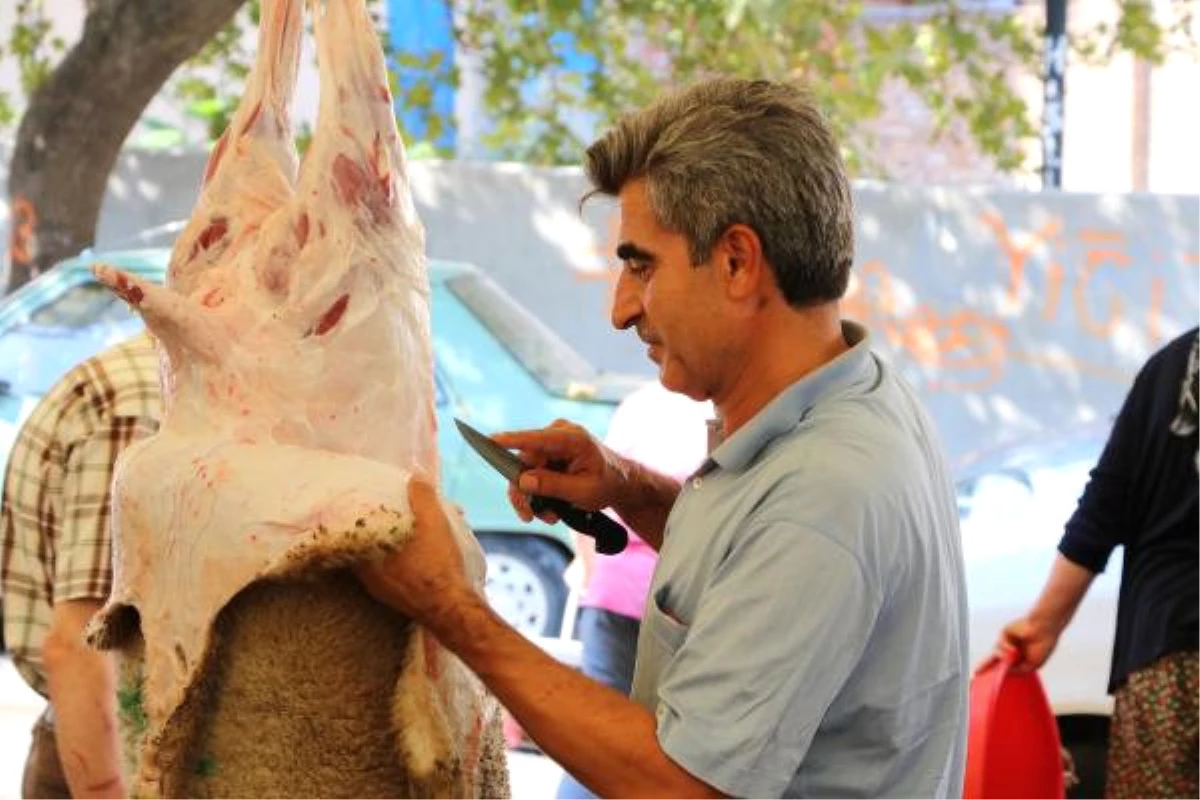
[0,656,564,798]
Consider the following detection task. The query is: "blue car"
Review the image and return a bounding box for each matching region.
[0,248,640,637]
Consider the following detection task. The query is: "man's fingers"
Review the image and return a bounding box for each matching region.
[507,483,535,522]
[407,476,470,551]
[356,560,393,596]
[507,482,558,523]
[490,429,542,450]
[407,475,440,519]
[518,468,595,511]
[495,422,600,519]
[493,426,584,461]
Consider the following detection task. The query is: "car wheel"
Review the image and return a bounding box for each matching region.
[477,533,568,638]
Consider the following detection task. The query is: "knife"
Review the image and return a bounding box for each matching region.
[453,417,628,555]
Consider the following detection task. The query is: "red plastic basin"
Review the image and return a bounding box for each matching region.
[965,650,1066,799]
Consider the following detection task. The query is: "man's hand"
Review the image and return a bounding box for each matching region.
[357,478,478,631]
[496,419,683,552]
[358,474,721,799]
[492,420,631,522]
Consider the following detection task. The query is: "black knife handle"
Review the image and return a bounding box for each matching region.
[529,495,628,555]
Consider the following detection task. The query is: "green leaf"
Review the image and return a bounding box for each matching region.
[0,0,1193,176]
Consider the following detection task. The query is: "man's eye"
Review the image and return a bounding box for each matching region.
[624,260,651,278]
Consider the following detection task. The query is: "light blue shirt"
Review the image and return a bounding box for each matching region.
[631,322,968,798]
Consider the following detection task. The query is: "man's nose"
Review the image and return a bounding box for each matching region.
[610,269,641,331]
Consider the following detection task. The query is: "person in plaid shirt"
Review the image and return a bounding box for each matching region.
[1,332,160,798]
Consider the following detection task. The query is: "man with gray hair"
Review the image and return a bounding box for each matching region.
[360,76,968,798]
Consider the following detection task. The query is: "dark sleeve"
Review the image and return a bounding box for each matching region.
[1057,369,1148,573]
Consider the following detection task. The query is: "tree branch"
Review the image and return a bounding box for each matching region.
[6,0,247,291]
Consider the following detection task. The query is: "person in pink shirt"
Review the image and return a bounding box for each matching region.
[557,380,711,799]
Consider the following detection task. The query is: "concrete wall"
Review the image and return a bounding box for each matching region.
[848,183,1198,462]
[2,149,1197,464]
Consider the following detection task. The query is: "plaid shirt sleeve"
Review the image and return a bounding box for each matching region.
[55,415,158,602]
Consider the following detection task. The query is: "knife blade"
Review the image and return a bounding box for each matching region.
[453,417,628,555]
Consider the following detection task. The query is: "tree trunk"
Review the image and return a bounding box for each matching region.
[5,0,247,293]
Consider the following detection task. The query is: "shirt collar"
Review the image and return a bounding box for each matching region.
[702,321,874,474]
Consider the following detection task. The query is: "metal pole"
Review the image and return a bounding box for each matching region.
[1041,0,1068,189]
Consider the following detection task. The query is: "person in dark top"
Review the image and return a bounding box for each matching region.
[994,326,1198,798]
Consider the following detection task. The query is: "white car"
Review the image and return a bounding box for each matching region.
[958,423,1118,797]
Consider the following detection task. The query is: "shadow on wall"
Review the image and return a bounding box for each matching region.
[0,146,1196,464]
[400,160,644,381]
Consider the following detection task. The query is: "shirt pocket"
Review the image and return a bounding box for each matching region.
[645,585,690,654]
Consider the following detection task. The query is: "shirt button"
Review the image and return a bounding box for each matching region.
[692,477,703,489]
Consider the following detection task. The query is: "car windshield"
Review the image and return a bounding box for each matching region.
[445,270,641,402]
[0,281,143,396]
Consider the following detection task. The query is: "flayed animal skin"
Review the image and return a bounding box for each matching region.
[87,1,509,796]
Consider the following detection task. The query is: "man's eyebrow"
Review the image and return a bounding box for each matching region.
[615,241,656,263]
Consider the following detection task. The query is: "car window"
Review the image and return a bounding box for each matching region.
[445,272,599,397]
[0,280,144,396]
[434,370,448,407]
[31,281,137,328]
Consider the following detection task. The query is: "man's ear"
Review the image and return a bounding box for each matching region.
[718,223,766,301]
